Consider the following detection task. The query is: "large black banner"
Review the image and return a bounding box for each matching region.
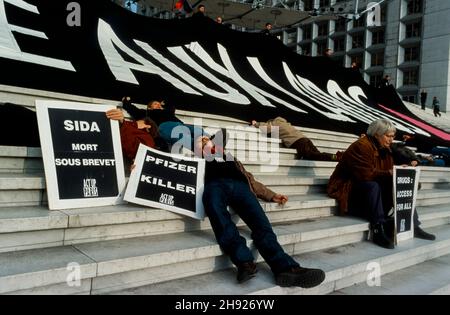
[125,145,205,220]
[36,100,125,210]
[1,0,449,148]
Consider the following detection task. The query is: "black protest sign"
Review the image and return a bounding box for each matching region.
[125,145,205,220]
[36,101,125,210]
[393,166,420,243]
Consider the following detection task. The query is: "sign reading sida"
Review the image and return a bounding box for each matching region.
[36,100,126,210]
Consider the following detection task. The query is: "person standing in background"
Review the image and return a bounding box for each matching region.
[420,90,427,110]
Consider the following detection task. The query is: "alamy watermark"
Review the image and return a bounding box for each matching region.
[67,2,81,27]
[366,2,382,27]
[168,118,280,173]
[366,262,381,287]
[66,262,81,287]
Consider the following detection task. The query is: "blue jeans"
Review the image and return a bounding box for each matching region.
[202,178,299,275]
[159,121,207,150]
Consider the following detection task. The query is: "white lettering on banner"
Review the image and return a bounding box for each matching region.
[166,45,250,104]
[98,19,200,95]
[217,44,302,111]
[64,120,100,132]
[145,155,197,174]
[140,175,196,195]
[0,0,75,71]
[136,42,248,104]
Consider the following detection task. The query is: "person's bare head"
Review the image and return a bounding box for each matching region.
[148,100,163,110]
[216,16,223,24]
[265,23,272,30]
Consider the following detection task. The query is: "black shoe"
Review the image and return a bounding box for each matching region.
[371,223,395,249]
[237,262,257,284]
[414,226,436,241]
[275,266,325,288]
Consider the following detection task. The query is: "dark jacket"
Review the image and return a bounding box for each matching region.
[327,136,393,214]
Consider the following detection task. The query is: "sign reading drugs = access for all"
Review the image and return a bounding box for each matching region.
[394,166,420,243]
[36,101,125,210]
[125,145,205,220]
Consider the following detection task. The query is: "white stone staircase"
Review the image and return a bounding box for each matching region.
[0,86,449,295]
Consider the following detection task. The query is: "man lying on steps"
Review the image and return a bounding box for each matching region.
[193,134,326,288]
[251,117,342,161]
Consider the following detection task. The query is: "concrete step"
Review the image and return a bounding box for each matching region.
[0,194,337,252]
[0,146,43,174]
[109,225,450,295]
[416,189,450,207]
[331,253,450,295]
[0,174,46,207]
[0,215,371,294]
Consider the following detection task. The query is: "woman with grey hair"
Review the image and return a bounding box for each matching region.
[327,119,397,249]
[327,118,434,248]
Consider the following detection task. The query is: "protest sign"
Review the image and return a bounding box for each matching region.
[393,166,420,243]
[125,144,205,220]
[36,100,125,210]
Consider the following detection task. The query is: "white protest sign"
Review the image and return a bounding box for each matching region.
[125,144,205,220]
[36,100,126,210]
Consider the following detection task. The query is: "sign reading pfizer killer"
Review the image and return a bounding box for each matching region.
[393,166,421,243]
[125,145,205,220]
[36,101,126,210]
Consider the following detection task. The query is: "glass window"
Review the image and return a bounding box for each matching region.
[286,30,298,45]
[404,46,420,62]
[372,29,385,45]
[407,0,423,15]
[352,33,364,49]
[334,37,345,52]
[351,54,364,69]
[335,18,347,32]
[317,41,328,56]
[371,51,385,66]
[303,0,314,11]
[302,25,312,40]
[317,22,328,37]
[370,73,383,87]
[403,69,419,85]
[299,44,311,56]
[402,95,416,103]
[319,0,330,7]
[353,17,365,28]
[405,21,421,38]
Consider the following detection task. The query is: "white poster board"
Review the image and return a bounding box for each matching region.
[125,144,206,220]
[36,100,126,210]
[393,166,421,243]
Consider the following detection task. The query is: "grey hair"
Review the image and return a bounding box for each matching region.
[366,119,396,137]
